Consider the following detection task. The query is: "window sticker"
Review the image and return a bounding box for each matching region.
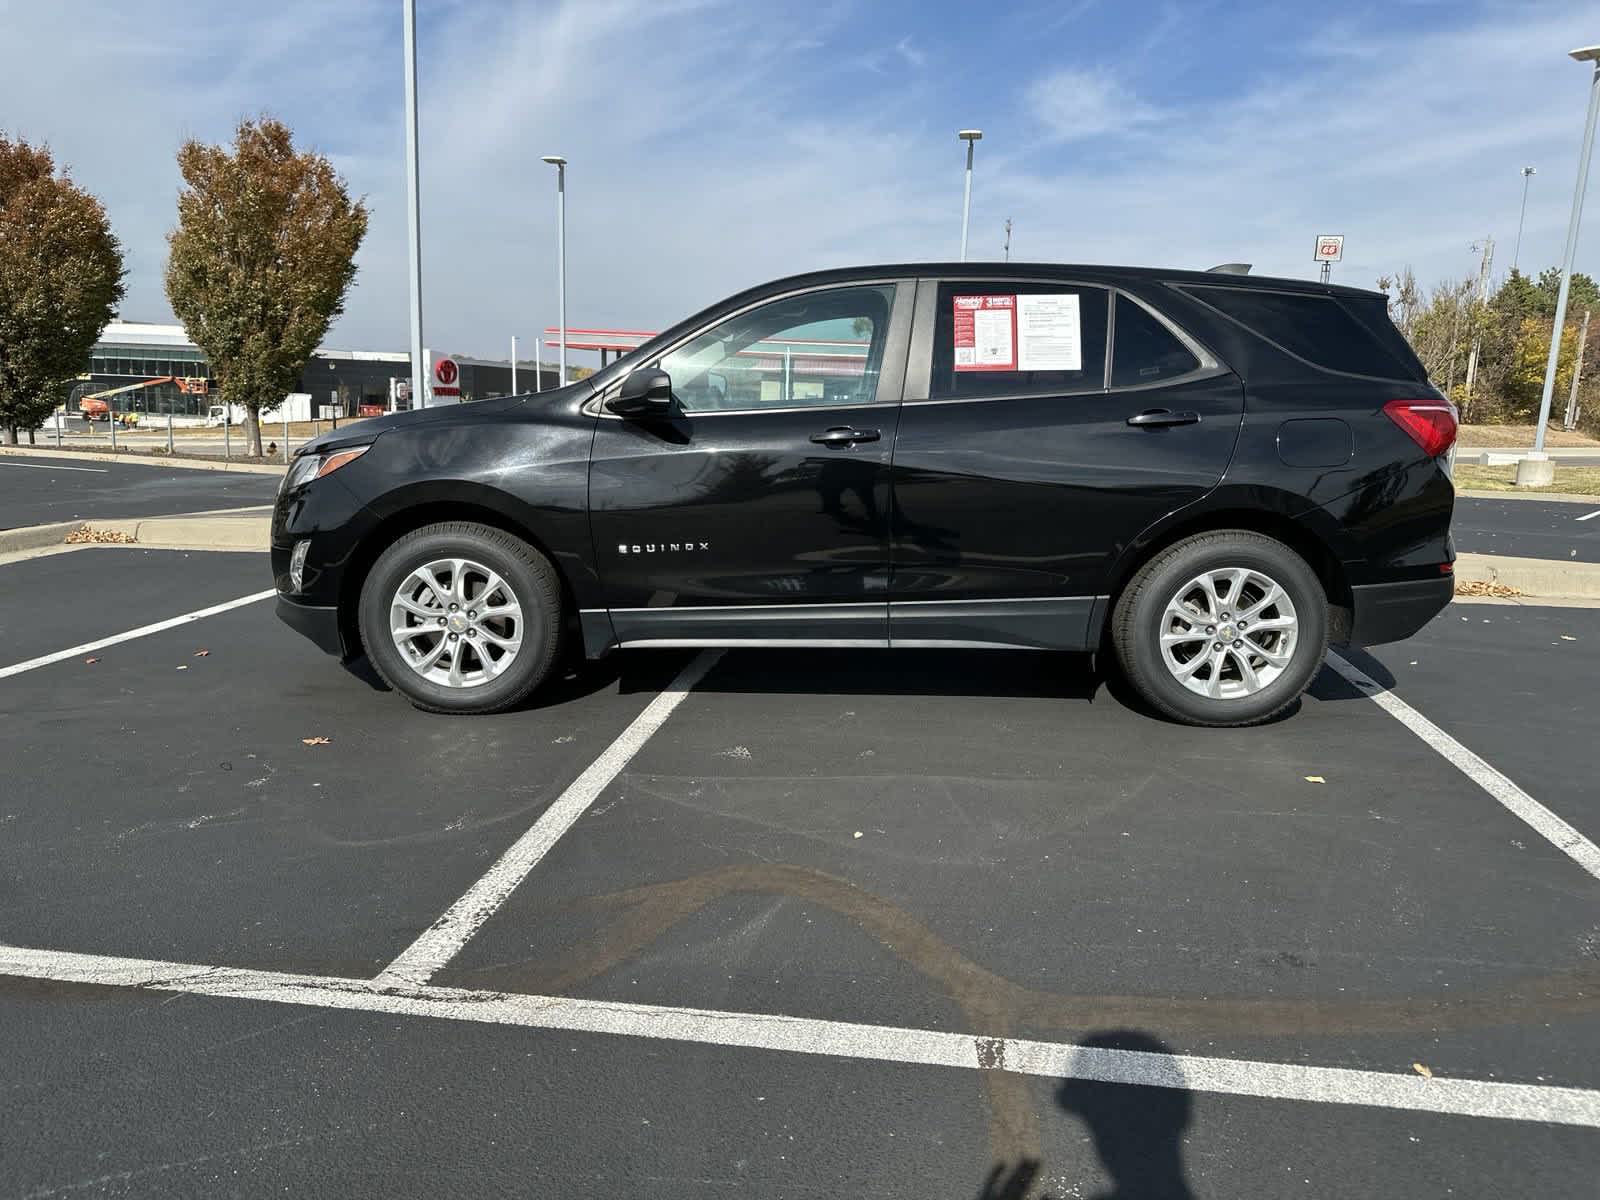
[1016,293,1082,371]
[952,294,1016,371]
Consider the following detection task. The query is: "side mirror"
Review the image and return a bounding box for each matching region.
[607,368,674,418]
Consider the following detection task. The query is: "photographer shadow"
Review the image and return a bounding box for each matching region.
[978,1030,1195,1200]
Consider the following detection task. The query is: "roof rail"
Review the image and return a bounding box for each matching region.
[1207,263,1252,275]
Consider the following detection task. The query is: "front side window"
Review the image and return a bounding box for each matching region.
[1111,295,1201,387]
[659,285,895,413]
[930,283,1109,400]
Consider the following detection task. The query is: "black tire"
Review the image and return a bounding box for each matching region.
[1111,530,1328,728]
[358,521,563,715]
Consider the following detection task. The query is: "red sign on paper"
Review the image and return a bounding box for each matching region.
[952,294,1017,371]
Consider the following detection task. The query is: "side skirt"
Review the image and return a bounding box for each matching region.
[580,597,1105,658]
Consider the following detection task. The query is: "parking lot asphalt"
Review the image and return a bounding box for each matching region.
[1452,494,1600,561]
[2,548,1598,1198]
[0,454,279,529]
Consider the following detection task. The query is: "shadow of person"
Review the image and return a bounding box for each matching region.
[1055,1031,1195,1200]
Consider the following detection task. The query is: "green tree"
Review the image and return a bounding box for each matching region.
[166,118,368,456]
[0,135,125,444]
[1535,267,1600,317]
[1503,316,1579,420]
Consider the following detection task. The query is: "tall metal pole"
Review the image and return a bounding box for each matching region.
[1530,53,1600,466]
[958,136,976,261]
[403,0,426,411]
[542,157,567,386]
[1003,217,1012,262]
[1564,308,1590,430]
[1513,166,1536,275]
[535,337,544,392]
[1463,236,1495,411]
[556,166,566,386]
[511,334,518,395]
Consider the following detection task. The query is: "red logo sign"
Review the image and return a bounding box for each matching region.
[433,358,458,386]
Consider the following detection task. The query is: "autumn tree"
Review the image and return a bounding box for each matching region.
[166,118,368,456]
[0,135,125,444]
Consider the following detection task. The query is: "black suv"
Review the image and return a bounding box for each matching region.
[272,263,1457,727]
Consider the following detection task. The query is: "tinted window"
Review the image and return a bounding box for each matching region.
[660,285,894,413]
[930,283,1108,399]
[1112,295,1200,387]
[1185,286,1411,379]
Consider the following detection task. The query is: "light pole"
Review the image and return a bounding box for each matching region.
[1520,46,1600,486]
[542,155,568,386]
[402,0,425,411]
[958,129,982,261]
[511,334,518,394]
[1513,166,1537,275]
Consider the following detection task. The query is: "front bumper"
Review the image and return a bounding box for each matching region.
[275,595,346,657]
[1347,576,1454,647]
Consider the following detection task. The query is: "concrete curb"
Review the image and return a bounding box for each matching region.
[0,520,87,555]
[1455,552,1600,600]
[0,512,270,556]
[0,445,284,476]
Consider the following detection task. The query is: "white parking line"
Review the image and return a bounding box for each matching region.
[377,649,724,986]
[0,460,108,472]
[1576,509,1600,522]
[1327,651,1600,882]
[0,590,277,680]
[4,942,1596,1127]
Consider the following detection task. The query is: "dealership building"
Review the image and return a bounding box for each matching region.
[66,320,561,419]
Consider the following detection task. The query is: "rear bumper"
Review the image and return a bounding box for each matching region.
[1346,576,1453,647]
[275,595,346,658]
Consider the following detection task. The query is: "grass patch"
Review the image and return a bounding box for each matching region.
[1453,463,1600,495]
[1458,424,1599,449]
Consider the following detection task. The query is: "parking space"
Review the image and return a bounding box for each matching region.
[440,644,1600,1089]
[2,548,1598,1196]
[0,549,693,974]
[0,453,278,528]
[1452,494,1600,561]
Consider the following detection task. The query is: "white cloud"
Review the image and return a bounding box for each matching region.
[1024,68,1163,142]
[1,0,1597,362]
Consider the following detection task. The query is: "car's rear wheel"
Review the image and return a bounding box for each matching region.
[358,521,562,715]
[1111,530,1328,727]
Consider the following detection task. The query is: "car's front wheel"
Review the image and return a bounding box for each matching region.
[358,521,562,714]
[1111,530,1328,727]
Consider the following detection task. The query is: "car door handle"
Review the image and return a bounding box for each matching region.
[810,426,881,446]
[1126,409,1201,428]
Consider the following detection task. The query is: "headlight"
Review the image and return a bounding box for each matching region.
[283,445,369,493]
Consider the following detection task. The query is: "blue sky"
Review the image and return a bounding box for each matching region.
[3,0,1598,362]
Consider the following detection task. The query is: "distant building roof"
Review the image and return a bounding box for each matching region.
[96,319,407,361]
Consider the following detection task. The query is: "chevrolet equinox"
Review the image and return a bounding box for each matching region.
[272,263,1457,727]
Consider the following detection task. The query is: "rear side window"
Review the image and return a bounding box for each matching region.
[1111,295,1200,387]
[931,283,1108,399]
[1184,286,1413,380]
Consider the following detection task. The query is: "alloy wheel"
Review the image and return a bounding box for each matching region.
[1157,566,1299,700]
[388,557,523,688]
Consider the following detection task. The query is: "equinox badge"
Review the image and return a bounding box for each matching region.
[618,542,710,554]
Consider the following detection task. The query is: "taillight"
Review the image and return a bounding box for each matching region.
[1383,398,1458,458]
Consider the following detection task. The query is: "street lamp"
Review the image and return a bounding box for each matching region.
[541,155,568,387]
[1520,46,1600,486]
[1512,165,1536,275]
[402,0,425,410]
[958,129,982,261]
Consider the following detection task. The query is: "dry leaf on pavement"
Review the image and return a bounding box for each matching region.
[1413,1062,1433,1078]
[84,657,98,665]
[1305,775,1326,784]
[301,736,331,746]
[194,649,210,657]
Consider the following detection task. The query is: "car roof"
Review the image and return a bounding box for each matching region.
[746,261,1386,302]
